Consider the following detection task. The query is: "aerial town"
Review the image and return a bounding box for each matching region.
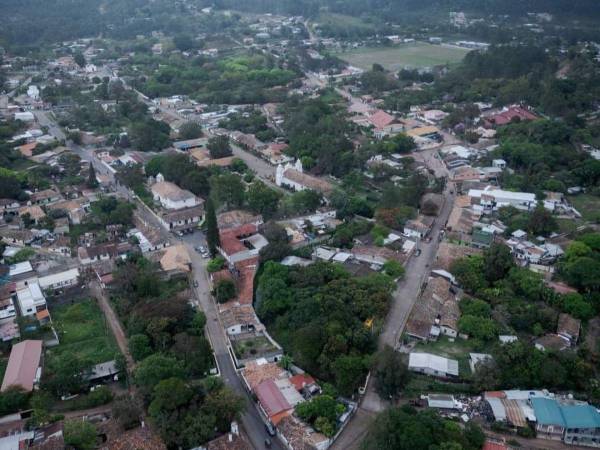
[1,1,600,449]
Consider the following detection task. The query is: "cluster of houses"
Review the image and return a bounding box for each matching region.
[483,390,600,447]
[240,359,340,450]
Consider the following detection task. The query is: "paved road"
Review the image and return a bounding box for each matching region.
[332,179,455,450]
[182,235,284,450]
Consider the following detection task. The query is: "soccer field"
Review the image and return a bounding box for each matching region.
[335,42,471,70]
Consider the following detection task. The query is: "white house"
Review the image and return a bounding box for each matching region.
[276,160,333,196]
[151,174,200,210]
[14,112,35,122]
[38,268,80,291]
[408,352,459,378]
[468,186,537,212]
[16,282,47,317]
[27,85,40,100]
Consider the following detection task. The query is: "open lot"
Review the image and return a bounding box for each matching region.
[335,42,471,70]
[568,194,600,222]
[48,299,119,365]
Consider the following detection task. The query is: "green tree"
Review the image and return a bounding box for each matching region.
[133,354,184,398]
[247,181,281,219]
[0,387,29,416]
[332,355,366,397]
[43,353,92,397]
[178,122,203,140]
[483,243,514,283]
[527,204,558,236]
[205,197,219,257]
[112,395,142,430]
[458,315,498,340]
[148,377,193,417]
[373,346,410,399]
[207,135,232,159]
[207,256,225,273]
[173,34,194,51]
[129,334,153,361]
[213,279,236,303]
[73,52,86,68]
[382,260,405,279]
[87,164,98,188]
[210,173,245,208]
[64,420,97,450]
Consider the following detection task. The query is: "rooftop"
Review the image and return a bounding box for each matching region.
[255,379,293,423]
[1,340,43,392]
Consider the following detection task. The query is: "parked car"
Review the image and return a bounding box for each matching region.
[265,423,276,436]
[193,280,199,288]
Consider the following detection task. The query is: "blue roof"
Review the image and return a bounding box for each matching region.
[531,397,565,427]
[531,397,600,429]
[562,404,600,429]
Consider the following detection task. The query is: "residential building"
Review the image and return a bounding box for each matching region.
[469,353,493,372]
[531,397,600,447]
[217,210,263,230]
[276,160,333,196]
[557,313,581,346]
[77,242,132,265]
[404,215,434,239]
[38,268,79,291]
[406,277,459,341]
[254,378,294,425]
[468,186,537,212]
[220,305,260,336]
[157,205,204,233]
[408,352,459,378]
[1,340,43,392]
[484,106,537,128]
[151,174,201,210]
[16,282,47,317]
[218,224,268,264]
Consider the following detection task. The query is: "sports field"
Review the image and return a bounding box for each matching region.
[335,42,471,70]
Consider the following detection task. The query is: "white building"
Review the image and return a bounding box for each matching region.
[16,282,47,317]
[27,85,40,100]
[14,112,35,122]
[151,174,200,210]
[38,268,80,291]
[468,186,538,212]
[275,160,332,196]
[408,352,459,378]
[469,353,493,372]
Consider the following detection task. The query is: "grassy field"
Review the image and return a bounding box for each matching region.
[568,194,600,223]
[48,300,119,365]
[334,42,471,70]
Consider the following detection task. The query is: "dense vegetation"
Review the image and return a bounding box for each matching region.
[133,53,298,104]
[256,261,395,395]
[362,406,485,450]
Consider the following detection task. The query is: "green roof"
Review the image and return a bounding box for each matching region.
[531,397,600,429]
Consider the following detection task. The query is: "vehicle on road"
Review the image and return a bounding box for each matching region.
[265,423,276,436]
[414,249,422,256]
[193,280,199,288]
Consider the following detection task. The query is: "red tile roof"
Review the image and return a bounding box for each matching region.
[1,340,42,392]
[489,107,537,126]
[289,374,316,391]
[483,440,508,450]
[219,224,258,256]
[369,110,395,129]
[255,379,292,422]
